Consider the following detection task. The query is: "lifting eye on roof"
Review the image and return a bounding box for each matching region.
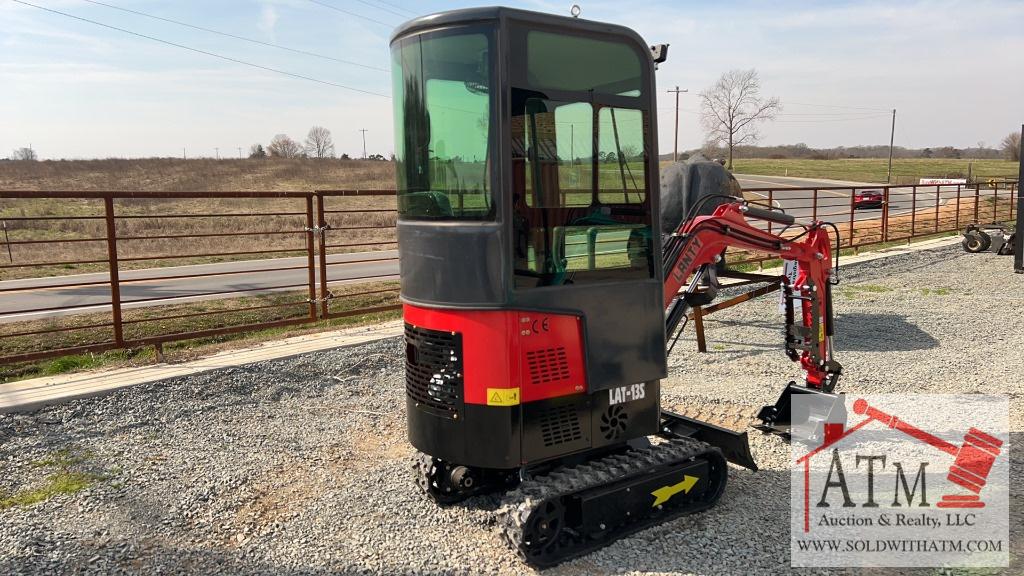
[570,4,581,18]
[650,44,669,66]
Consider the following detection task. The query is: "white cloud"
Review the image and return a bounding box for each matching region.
[258,3,279,40]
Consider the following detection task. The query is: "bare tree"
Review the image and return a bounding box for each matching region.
[699,69,781,169]
[304,126,335,159]
[10,147,37,161]
[249,143,267,159]
[268,134,302,158]
[1001,131,1021,161]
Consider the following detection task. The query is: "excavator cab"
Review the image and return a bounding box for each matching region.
[392,7,842,566]
[393,8,673,469]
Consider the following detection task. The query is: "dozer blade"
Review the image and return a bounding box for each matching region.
[755,382,847,443]
[660,403,758,471]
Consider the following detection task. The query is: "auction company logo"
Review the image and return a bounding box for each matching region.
[790,394,1009,568]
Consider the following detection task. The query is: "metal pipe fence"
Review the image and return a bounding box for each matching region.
[0,181,1017,367]
[0,190,399,367]
[734,180,1017,266]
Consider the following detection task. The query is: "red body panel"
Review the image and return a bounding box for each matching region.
[403,304,587,405]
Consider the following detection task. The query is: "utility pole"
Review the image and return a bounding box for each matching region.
[359,129,368,159]
[886,108,896,183]
[215,147,220,160]
[238,147,242,159]
[183,147,186,160]
[666,86,688,162]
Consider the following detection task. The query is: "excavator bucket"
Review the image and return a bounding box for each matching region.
[755,383,847,443]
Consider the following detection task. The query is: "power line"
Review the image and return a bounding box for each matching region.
[658,105,891,118]
[351,0,415,19]
[369,0,417,17]
[80,0,388,73]
[771,114,892,124]
[657,108,890,122]
[304,0,397,27]
[12,0,390,98]
[783,101,891,112]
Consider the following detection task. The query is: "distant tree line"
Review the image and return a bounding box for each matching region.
[678,137,1021,162]
[245,126,392,161]
[8,147,37,161]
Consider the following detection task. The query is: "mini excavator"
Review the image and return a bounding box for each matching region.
[392,7,844,566]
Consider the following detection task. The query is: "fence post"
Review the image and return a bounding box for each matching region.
[847,188,856,250]
[315,193,331,319]
[955,185,962,231]
[304,195,318,321]
[766,189,774,237]
[881,187,890,243]
[1,221,11,263]
[1010,183,1016,222]
[993,185,999,223]
[934,185,940,233]
[974,184,980,223]
[812,189,818,221]
[909,186,917,244]
[103,196,124,345]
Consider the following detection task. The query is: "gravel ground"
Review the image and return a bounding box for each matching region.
[1,243,1021,575]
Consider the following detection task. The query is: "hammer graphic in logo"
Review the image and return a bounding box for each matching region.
[852,399,1004,508]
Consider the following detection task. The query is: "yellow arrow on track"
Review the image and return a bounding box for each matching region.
[650,475,699,507]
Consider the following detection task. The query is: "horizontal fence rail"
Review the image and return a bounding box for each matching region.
[735,181,1017,267]
[0,181,1017,368]
[0,190,400,368]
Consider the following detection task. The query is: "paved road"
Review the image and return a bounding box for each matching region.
[3,176,1001,322]
[0,251,399,323]
[735,174,992,226]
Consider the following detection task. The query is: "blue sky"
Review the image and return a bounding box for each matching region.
[2,0,1022,159]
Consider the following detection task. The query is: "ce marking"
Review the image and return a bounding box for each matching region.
[532,317,550,333]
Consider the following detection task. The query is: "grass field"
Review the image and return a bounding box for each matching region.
[730,158,1019,184]
[0,159,398,280]
[0,157,394,192]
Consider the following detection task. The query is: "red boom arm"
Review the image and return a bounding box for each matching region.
[662,202,840,389]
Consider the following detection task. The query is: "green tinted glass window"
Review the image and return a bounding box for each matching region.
[512,94,653,288]
[392,29,493,220]
[598,107,646,204]
[526,30,643,97]
[522,100,593,208]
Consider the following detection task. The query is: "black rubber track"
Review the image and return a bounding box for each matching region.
[499,438,728,568]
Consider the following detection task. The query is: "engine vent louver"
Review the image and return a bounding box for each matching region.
[539,404,583,447]
[405,324,462,418]
[526,347,571,385]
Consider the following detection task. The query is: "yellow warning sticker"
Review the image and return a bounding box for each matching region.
[486,387,520,406]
